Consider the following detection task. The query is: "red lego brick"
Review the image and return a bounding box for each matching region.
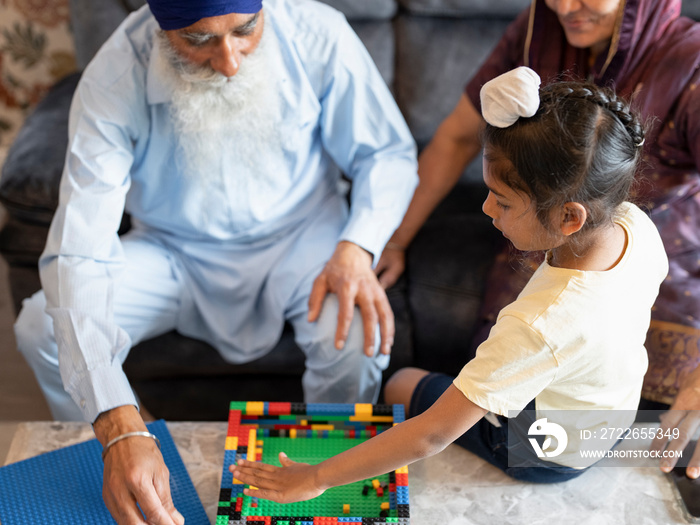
[268,402,292,415]
[227,410,242,437]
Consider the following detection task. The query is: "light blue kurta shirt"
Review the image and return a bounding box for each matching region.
[39,0,418,421]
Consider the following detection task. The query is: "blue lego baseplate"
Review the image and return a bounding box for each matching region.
[0,419,208,524]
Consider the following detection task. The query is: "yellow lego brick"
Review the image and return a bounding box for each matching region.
[290,428,297,439]
[395,465,409,474]
[349,415,394,423]
[246,428,257,461]
[354,403,373,417]
[225,436,239,450]
[310,424,335,431]
[246,402,265,416]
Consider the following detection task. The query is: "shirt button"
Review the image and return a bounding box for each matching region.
[80,399,86,408]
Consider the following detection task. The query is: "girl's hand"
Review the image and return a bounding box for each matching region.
[229,452,326,503]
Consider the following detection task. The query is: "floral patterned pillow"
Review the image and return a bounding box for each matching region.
[0,0,77,152]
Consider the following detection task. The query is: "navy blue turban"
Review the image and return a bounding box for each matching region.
[148,0,263,30]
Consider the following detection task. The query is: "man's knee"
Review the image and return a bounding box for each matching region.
[15,291,56,364]
[307,295,373,356]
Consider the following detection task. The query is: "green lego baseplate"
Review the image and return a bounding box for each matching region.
[217,401,411,525]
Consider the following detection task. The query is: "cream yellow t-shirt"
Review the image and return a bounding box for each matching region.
[455,202,669,417]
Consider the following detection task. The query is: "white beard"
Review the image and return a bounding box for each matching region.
[156,21,286,199]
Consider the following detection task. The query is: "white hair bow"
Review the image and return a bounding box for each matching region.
[480,66,541,128]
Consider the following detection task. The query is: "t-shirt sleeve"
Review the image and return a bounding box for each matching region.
[454,313,558,417]
[464,8,531,113]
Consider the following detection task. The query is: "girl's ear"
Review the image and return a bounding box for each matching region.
[559,202,587,236]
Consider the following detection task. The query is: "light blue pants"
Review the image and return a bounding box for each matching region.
[15,233,388,421]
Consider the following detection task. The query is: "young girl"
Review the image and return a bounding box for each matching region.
[231,67,669,501]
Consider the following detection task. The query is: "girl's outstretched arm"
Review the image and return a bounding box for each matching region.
[230,384,487,503]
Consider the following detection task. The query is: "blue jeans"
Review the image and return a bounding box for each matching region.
[409,373,587,483]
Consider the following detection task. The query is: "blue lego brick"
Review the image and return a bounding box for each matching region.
[220,458,238,488]
[306,403,356,415]
[392,405,405,424]
[220,450,238,489]
[224,449,238,464]
[396,486,409,504]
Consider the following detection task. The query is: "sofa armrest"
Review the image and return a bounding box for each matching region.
[0,72,80,226]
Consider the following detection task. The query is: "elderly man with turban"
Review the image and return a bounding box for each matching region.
[13,0,418,522]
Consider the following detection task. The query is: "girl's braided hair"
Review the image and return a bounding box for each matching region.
[482,80,645,233]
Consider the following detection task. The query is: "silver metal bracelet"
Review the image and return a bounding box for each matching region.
[101,431,161,461]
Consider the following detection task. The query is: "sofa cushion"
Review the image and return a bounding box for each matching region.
[124,328,306,381]
[682,3,700,20]
[349,21,395,87]
[70,0,144,70]
[406,185,502,375]
[399,0,530,17]
[123,327,307,420]
[394,14,512,151]
[0,72,79,226]
[321,0,397,20]
[0,217,50,268]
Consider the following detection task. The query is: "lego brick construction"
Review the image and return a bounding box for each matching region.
[218,401,410,525]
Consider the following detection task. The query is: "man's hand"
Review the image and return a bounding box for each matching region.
[94,405,184,524]
[374,243,406,290]
[308,241,394,356]
[230,452,325,503]
[650,366,700,479]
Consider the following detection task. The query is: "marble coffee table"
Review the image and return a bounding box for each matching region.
[2,421,688,524]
